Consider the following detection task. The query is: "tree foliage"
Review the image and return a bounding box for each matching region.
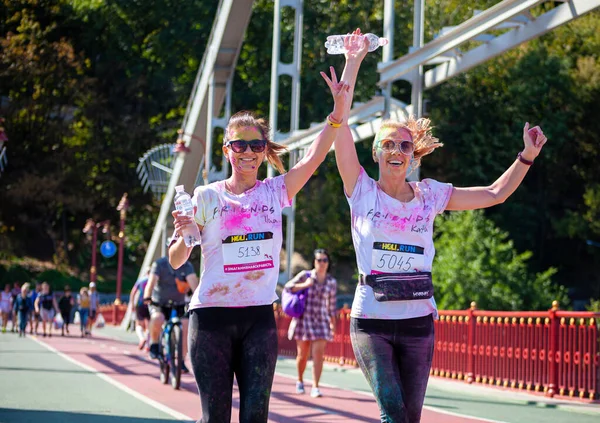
[433,210,567,310]
[0,1,598,306]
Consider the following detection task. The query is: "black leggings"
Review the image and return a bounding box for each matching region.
[188,305,278,423]
[351,315,435,423]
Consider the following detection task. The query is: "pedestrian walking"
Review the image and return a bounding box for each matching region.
[285,248,337,398]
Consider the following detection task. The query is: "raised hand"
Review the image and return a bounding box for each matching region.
[344,28,369,63]
[522,122,548,160]
[320,66,350,121]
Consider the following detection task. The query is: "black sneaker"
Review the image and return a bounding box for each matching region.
[149,343,160,359]
[181,363,190,374]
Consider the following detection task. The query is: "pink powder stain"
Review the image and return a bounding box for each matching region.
[222,211,252,232]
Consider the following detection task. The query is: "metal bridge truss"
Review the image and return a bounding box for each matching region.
[139,0,600,280]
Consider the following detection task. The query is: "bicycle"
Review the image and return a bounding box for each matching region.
[150,300,186,390]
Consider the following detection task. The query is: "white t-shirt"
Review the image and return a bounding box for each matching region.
[347,167,453,320]
[188,175,291,309]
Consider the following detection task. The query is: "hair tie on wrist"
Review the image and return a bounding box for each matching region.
[326,114,342,128]
[517,151,534,166]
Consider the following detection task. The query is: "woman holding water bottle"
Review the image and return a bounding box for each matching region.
[168,31,369,423]
[332,30,549,421]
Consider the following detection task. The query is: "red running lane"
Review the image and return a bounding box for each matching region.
[37,333,492,423]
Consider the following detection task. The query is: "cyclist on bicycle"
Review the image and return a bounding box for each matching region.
[143,255,198,372]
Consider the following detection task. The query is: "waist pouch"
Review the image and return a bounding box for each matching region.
[359,272,433,302]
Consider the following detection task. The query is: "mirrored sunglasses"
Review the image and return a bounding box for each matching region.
[379,139,415,155]
[225,139,267,153]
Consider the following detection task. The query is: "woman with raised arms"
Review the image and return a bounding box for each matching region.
[334,30,548,422]
[168,32,369,423]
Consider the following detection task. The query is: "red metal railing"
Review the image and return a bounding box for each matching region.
[102,301,599,402]
[274,302,600,403]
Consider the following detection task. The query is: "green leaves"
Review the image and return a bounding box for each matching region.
[433,210,566,311]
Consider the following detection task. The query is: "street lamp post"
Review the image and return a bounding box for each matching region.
[115,193,129,306]
[82,219,110,283]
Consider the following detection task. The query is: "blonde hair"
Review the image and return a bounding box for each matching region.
[80,287,89,296]
[375,116,443,169]
[224,111,287,174]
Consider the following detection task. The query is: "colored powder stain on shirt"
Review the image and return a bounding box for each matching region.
[206,284,230,297]
[222,212,252,232]
[244,270,265,281]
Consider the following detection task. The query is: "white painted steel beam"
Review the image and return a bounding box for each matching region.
[140,0,255,277]
[378,0,547,85]
[281,96,408,151]
[424,0,600,89]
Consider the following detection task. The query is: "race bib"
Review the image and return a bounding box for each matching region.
[222,232,275,273]
[371,242,425,274]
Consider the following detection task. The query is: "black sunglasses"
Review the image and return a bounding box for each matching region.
[225,139,267,153]
[315,258,329,263]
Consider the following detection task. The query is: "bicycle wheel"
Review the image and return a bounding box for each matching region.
[159,331,170,384]
[169,323,183,390]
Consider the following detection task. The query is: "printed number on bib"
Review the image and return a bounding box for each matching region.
[222,232,275,273]
[371,242,425,274]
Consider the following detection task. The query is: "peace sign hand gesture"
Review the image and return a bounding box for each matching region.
[320,66,350,122]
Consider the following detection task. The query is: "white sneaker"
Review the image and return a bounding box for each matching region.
[310,387,322,398]
[295,381,305,394]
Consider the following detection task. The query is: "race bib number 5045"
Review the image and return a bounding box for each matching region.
[371,242,425,274]
[222,232,275,273]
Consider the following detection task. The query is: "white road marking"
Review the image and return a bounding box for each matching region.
[29,336,193,421]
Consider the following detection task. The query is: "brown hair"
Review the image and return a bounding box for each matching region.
[375,116,443,169]
[224,111,287,174]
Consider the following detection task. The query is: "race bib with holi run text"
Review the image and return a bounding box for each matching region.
[370,242,425,274]
[222,232,275,273]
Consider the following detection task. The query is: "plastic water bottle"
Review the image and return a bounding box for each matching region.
[173,185,201,247]
[324,33,389,55]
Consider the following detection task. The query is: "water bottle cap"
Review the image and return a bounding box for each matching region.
[378,38,389,47]
[175,185,184,192]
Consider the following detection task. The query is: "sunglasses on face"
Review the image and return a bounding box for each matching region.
[315,258,329,263]
[225,139,267,153]
[379,139,415,156]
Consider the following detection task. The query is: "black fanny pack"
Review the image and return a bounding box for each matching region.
[359,272,434,302]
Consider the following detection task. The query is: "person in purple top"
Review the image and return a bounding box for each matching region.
[129,269,150,350]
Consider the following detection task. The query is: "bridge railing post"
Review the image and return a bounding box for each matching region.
[466,301,477,383]
[547,300,559,397]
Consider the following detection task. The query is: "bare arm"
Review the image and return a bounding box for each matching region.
[129,285,137,306]
[446,123,548,211]
[168,210,204,269]
[143,273,159,301]
[284,33,368,200]
[334,30,369,197]
[186,272,199,292]
[284,272,312,293]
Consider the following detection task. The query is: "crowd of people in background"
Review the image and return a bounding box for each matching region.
[0,281,100,338]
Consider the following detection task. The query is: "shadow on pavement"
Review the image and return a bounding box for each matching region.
[426,394,560,408]
[0,408,186,423]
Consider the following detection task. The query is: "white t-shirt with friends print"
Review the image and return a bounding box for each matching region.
[188,175,291,310]
[347,167,453,320]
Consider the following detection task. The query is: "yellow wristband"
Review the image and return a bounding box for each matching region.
[326,114,342,128]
